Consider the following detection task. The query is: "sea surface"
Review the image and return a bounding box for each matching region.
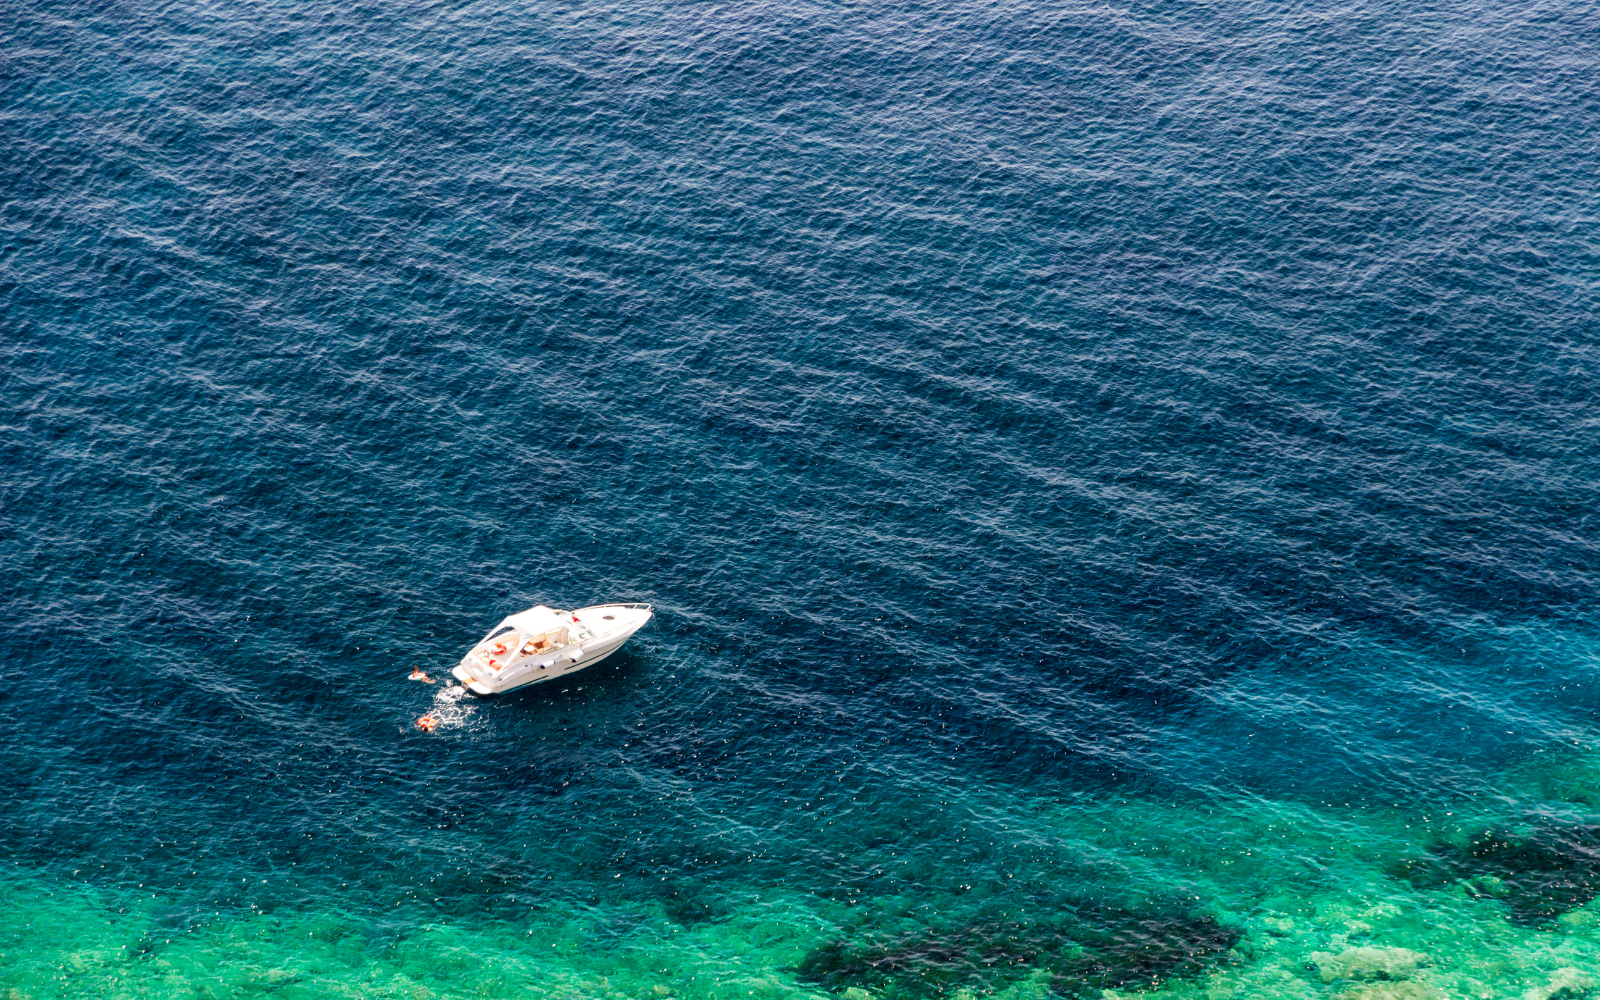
[3,0,1599,997]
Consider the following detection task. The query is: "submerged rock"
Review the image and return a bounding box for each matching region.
[795,905,1239,1000]
[1312,947,1430,982]
[1523,967,1595,1000]
[1335,983,1438,1000]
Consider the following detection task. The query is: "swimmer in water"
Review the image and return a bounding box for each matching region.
[416,713,438,731]
[408,666,435,683]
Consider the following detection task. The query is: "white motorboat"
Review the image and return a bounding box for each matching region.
[451,603,653,695]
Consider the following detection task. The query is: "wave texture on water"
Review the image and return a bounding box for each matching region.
[1,0,1598,996]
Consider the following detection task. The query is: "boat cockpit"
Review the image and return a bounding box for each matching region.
[467,606,600,674]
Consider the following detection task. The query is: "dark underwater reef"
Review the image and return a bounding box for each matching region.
[1397,815,1600,926]
[796,902,1240,999]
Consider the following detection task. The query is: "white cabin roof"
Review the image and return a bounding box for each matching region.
[497,605,566,636]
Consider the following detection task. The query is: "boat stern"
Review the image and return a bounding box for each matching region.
[452,662,497,695]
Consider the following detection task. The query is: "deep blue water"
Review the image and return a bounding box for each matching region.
[3,1,1600,997]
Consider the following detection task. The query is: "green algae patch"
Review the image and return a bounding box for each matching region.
[0,879,833,1000]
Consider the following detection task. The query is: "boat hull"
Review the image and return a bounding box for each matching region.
[451,603,651,694]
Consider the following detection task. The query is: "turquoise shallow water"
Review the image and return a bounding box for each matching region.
[3,0,1600,997]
